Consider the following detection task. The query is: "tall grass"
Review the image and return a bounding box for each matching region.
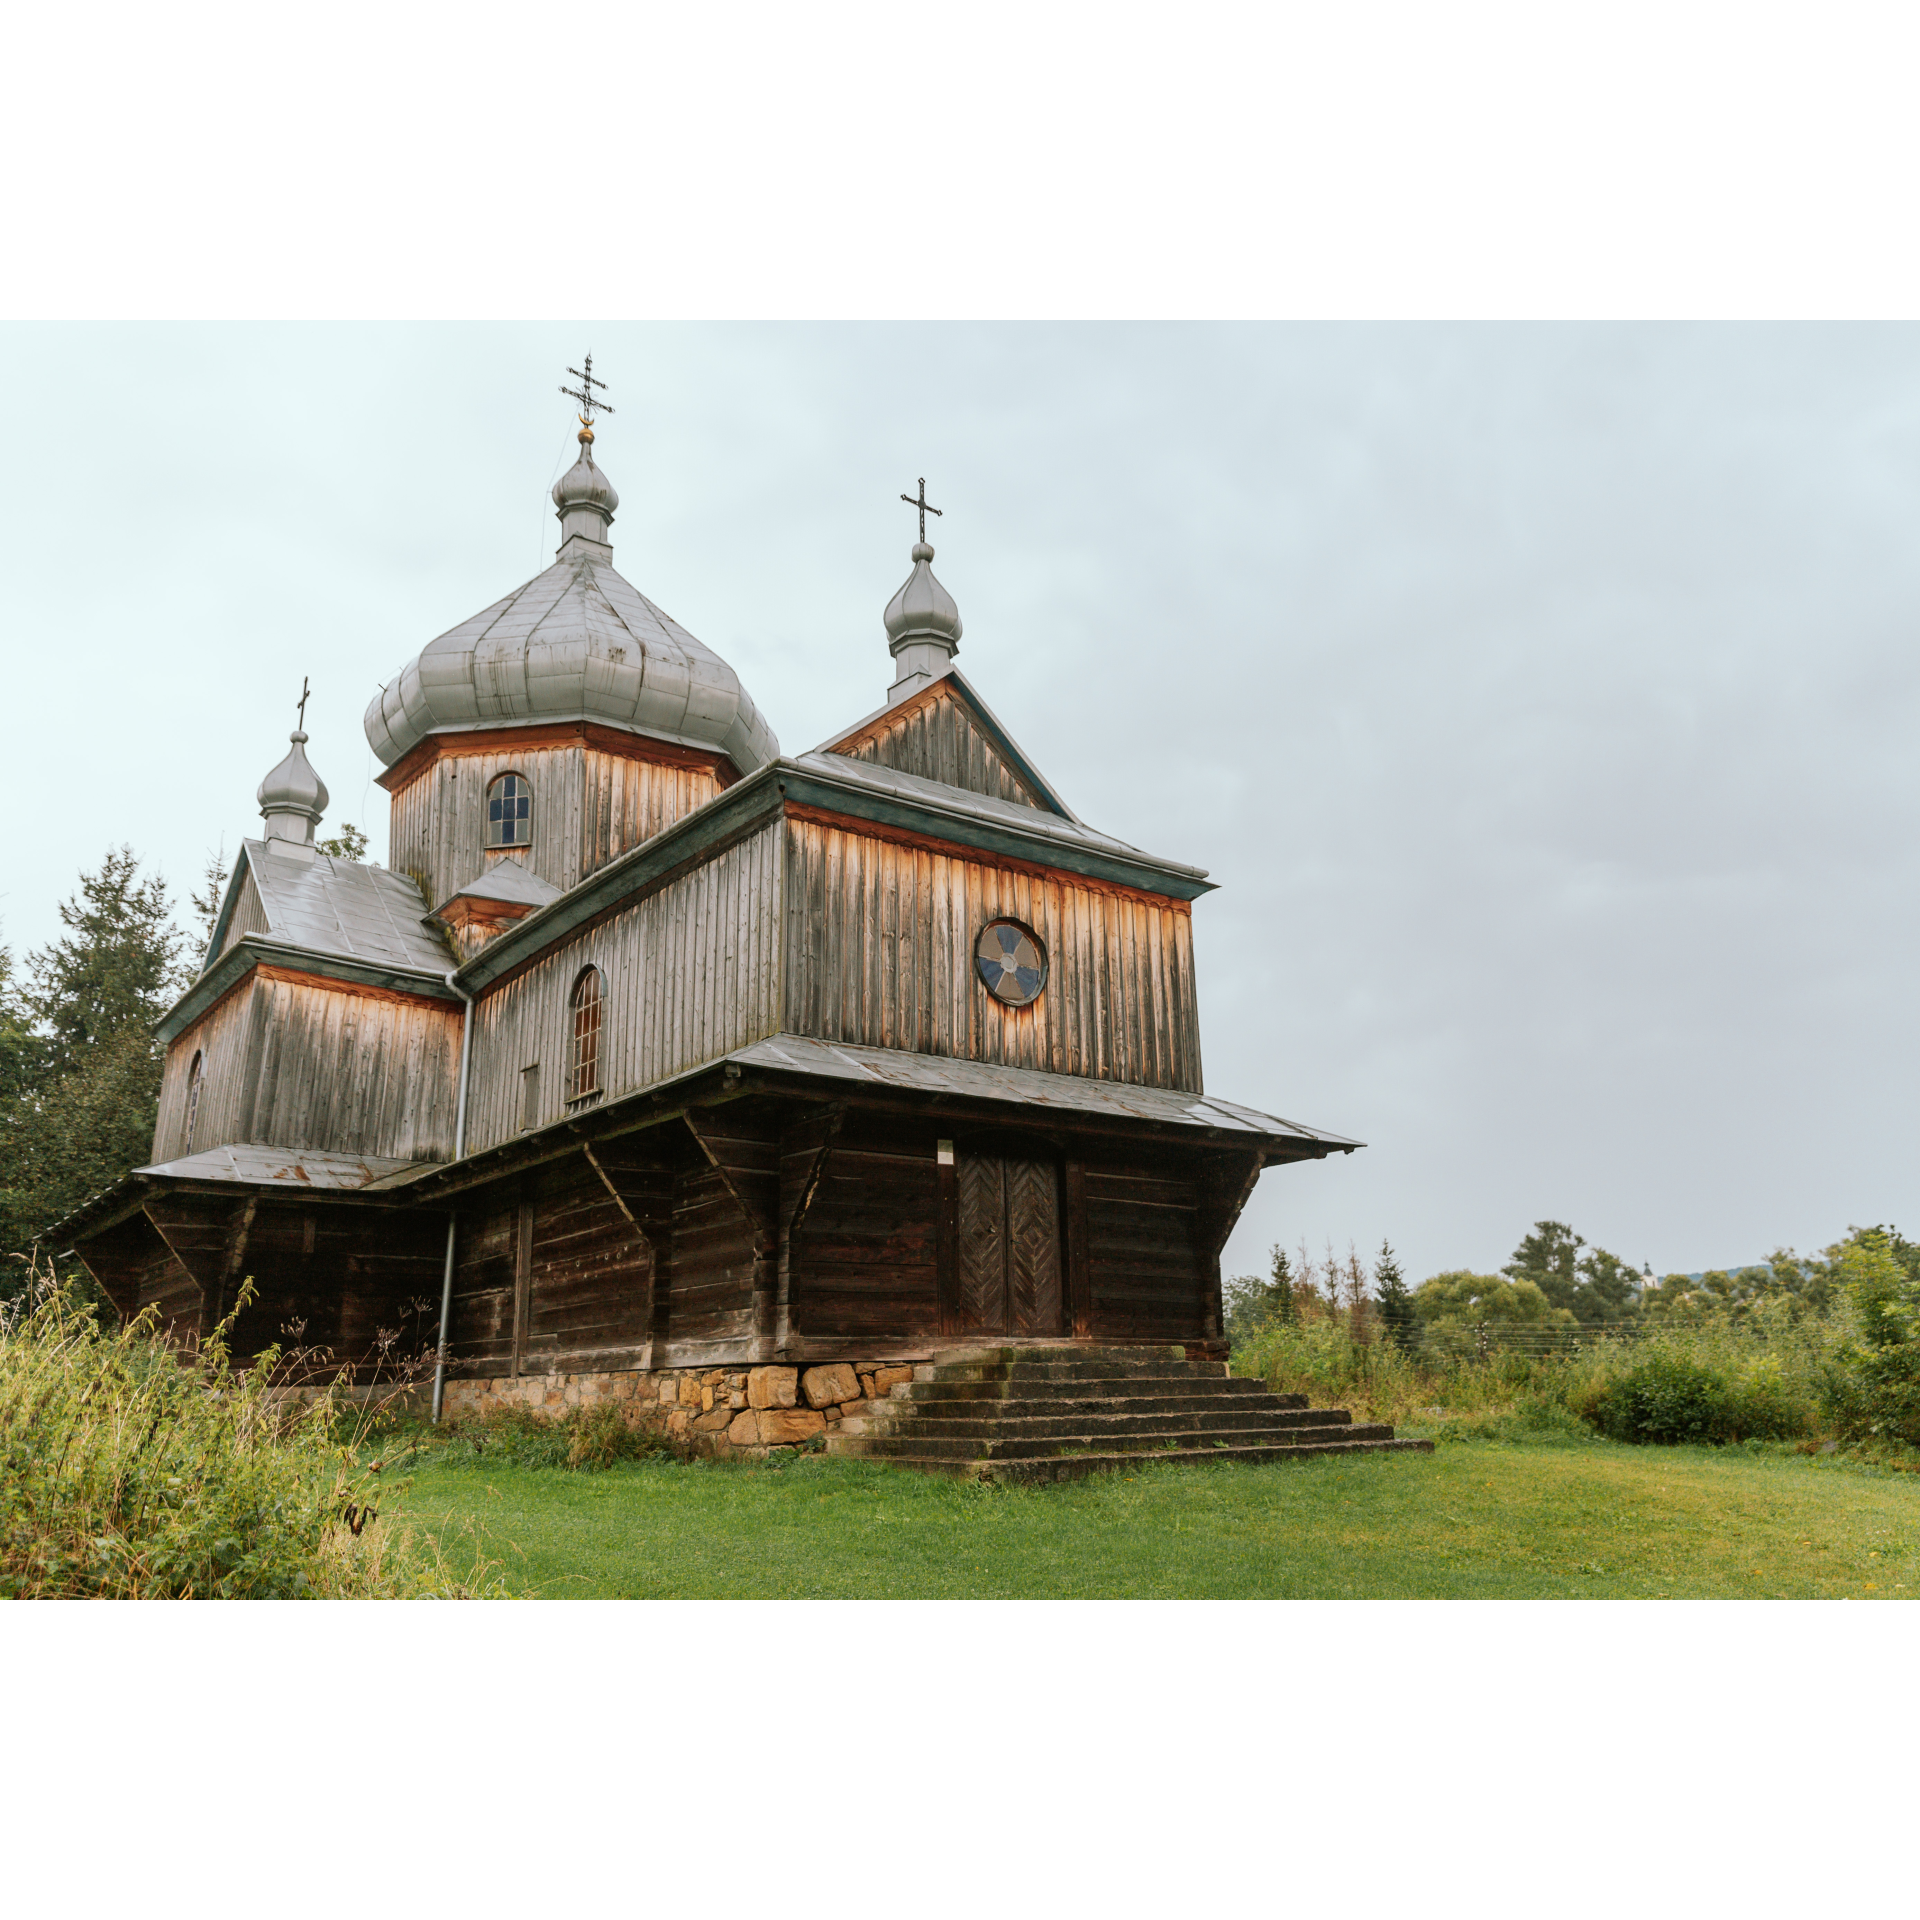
[1233,1294,1843,1445]
[0,1264,495,1598]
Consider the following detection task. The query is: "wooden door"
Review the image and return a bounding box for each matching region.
[957,1151,1063,1335]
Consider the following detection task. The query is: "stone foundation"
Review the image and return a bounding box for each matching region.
[439,1360,926,1459]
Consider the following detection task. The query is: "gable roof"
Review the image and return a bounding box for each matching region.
[206,841,453,976]
[814,670,1079,821]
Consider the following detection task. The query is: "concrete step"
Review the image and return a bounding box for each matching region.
[829,1421,1402,1463]
[857,1404,1361,1441]
[891,1376,1296,1405]
[882,1389,1311,1421]
[823,1434,1435,1483]
[923,1356,1230,1384]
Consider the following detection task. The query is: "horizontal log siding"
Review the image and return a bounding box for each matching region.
[463,820,784,1153]
[388,742,722,911]
[215,870,269,960]
[781,817,1202,1092]
[1084,1159,1208,1343]
[237,977,461,1162]
[525,1159,655,1370]
[447,1202,518,1373]
[153,980,261,1163]
[837,684,1042,808]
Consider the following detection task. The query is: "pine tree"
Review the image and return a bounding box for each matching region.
[1374,1239,1418,1353]
[1267,1244,1298,1325]
[0,849,188,1277]
[23,846,185,1079]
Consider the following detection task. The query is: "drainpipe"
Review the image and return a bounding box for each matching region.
[431,969,476,1424]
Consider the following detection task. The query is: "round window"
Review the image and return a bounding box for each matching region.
[975,919,1047,1007]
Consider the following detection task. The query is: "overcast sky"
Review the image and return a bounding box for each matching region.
[3,322,1917,1284]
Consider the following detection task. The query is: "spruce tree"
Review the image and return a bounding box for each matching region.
[1374,1239,1418,1353]
[1267,1245,1298,1325]
[0,849,188,1279]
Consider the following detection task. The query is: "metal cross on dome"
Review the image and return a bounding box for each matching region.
[901,477,943,543]
[296,676,310,729]
[560,354,615,424]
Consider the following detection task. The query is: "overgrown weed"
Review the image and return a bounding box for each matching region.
[0,1259,502,1598]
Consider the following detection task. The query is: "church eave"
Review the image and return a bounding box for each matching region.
[157,935,462,1046]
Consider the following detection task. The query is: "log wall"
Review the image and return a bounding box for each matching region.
[781,815,1203,1092]
[388,739,724,911]
[463,820,784,1153]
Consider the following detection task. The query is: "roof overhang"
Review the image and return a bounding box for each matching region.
[156,934,463,1045]
[398,1033,1361,1207]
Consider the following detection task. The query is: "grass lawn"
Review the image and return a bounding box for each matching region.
[396,1431,1920,1599]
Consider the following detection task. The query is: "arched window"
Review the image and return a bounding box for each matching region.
[486,772,532,849]
[184,1050,205,1154]
[568,966,604,1102]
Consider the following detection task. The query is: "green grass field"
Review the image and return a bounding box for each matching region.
[397,1431,1920,1599]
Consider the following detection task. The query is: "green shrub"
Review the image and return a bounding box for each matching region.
[1823,1230,1920,1447]
[1586,1349,1809,1445]
[0,1269,489,1598]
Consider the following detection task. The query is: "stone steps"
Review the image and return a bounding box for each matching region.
[856,1405,1382,1436]
[822,1344,1432,1483]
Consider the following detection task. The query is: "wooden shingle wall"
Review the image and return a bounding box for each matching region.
[781,816,1203,1093]
[463,821,785,1154]
[833,683,1043,808]
[388,742,722,911]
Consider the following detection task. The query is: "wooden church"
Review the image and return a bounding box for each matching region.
[60,370,1366,1451]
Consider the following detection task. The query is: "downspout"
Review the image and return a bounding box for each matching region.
[431,969,476,1424]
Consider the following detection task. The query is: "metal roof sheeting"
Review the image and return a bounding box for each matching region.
[730,1033,1360,1148]
[241,840,453,974]
[362,545,780,775]
[137,1145,432,1189]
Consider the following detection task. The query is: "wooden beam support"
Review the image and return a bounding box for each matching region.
[1063,1157,1094,1340]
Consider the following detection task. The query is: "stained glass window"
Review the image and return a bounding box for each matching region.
[975,919,1047,1007]
[486,772,532,848]
[569,967,604,1102]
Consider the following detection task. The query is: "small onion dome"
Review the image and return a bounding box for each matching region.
[552,439,620,550]
[884,541,962,651]
[258,729,330,850]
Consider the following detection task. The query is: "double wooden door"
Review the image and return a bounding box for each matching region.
[957,1151,1064,1335]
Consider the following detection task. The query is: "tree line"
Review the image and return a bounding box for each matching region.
[1224,1216,1909,1351]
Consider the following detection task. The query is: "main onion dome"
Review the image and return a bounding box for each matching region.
[364,435,779,773]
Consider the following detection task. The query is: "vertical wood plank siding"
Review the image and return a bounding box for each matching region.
[388,744,722,911]
[780,817,1203,1093]
[153,982,260,1163]
[215,871,269,960]
[835,684,1042,808]
[155,977,460,1164]
[464,821,784,1154]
